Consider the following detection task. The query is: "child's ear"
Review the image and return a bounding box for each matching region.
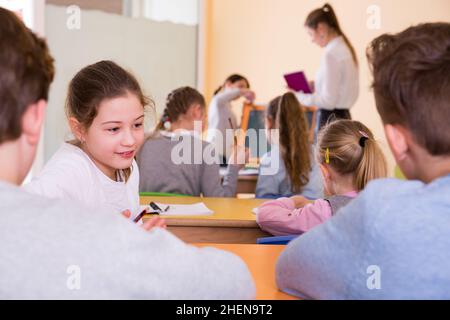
[384,124,408,162]
[22,99,46,145]
[68,117,85,142]
[191,104,204,120]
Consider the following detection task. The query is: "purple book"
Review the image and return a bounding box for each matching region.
[284,71,312,94]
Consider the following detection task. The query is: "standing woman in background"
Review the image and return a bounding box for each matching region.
[206,74,255,165]
[296,3,359,129]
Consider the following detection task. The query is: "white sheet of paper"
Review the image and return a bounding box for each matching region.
[140,203,214,216]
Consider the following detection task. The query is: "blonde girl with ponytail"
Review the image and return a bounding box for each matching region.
[256,120,387,236]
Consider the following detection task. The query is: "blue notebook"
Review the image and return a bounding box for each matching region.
[256,235,301,245]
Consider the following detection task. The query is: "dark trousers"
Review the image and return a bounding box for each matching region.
[317,109,352,130]
[220,155,228,168]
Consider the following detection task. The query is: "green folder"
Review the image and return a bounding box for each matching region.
[139,192,190,197]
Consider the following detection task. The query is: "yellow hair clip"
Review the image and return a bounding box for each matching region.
[325,148,330,164]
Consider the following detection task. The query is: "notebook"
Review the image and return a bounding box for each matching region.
[140,202,214,216]
[283,71,312,93]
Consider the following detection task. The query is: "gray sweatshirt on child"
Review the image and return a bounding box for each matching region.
[0,181,255,299]
[138,133,240,197]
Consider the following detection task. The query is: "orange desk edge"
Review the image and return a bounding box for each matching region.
[195,243,298,300]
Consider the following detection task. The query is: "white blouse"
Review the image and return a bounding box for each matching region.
[206,87,241,158]
[24,143,141,220]
[296,36,359,111]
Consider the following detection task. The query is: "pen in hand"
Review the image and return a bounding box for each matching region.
[134,208,147,223]
[133,208,163,224]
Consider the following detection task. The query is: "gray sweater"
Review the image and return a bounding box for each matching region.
[0,181,255,299]
[256,145,324,199]
[138,133,240,197]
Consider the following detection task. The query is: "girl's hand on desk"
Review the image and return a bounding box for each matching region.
[121,210,167,231]
[142,215,167,231]
[290,196,314,208]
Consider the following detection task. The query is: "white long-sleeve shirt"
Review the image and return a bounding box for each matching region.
[296,36,359,111]
[206,88,241,158]
[24,143,141,220]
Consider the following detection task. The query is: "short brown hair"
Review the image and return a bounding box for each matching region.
[0,8,55,144]
[367,23,450,156]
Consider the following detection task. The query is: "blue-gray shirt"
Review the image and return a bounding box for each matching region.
[276,175,450,299]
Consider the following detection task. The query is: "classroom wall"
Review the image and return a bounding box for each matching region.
[203,0,450,176]
[44,4,197,163]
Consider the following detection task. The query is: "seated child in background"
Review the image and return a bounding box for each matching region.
[256,92,323,199]
[206,74,255,165]
[257,119,387,235]
[138,87,248,197]
[24,60,164,227]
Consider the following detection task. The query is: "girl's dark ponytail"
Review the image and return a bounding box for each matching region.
[213,85,223,95]
[305,3,358,66]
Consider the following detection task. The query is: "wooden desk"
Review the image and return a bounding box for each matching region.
[141,196,271,244]
[236,175,258,194]
[195,243,297,300]
[219,168,259,194]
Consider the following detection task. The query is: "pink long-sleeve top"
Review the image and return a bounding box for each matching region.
[256,191,358,236]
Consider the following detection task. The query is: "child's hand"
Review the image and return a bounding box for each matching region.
[121,210,167,231]
[121,210,132,219]
[242,89,255,103]
[229,145,249,168]
[308,81,315,93]
[290,196,313,208]
[141,215,167,231]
